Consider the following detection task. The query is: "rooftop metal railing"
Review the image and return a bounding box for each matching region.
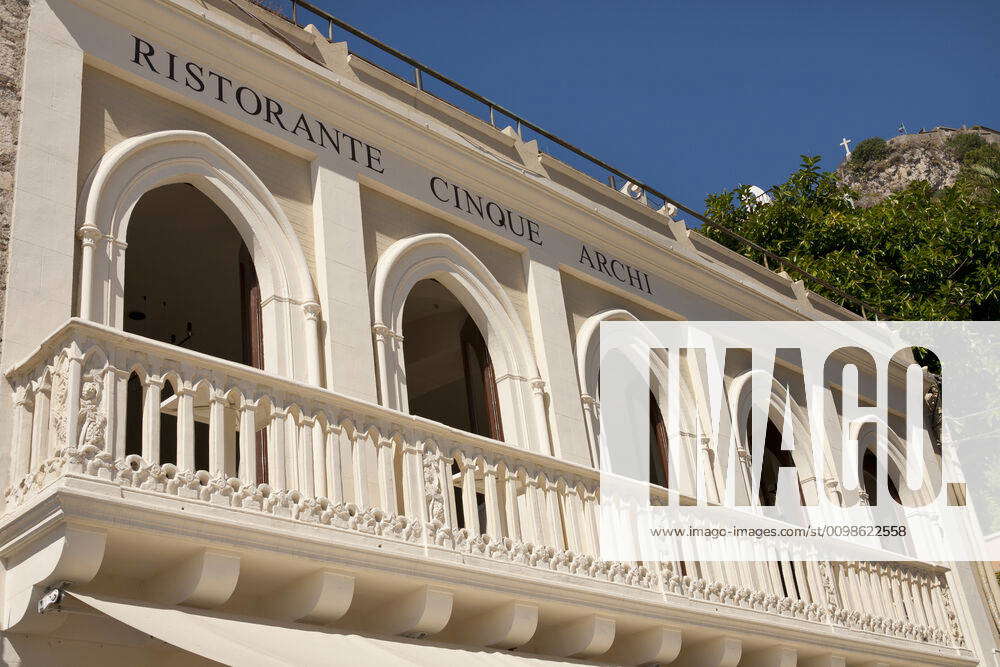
[252,0,887,320]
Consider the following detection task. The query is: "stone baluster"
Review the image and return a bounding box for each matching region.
[893,568,911,622]
[207,388,229,477]
[311,416,327,498]
[501,463,522,541]
[141,375,164,464]
[29,377,49,467]
[908,571,929,627]
[11,385,34,481]
[175,381,196,471]
[296,415,315,496]
[432,449,456,529]
[886,565,906,621]
[347,424,368,508]
[458,453,480,535]
[562,481,586,553]
[284,411,300,489]
[544,477,566,550]
[267,406,288,490]
[791,561,812,602]
[400,441,423,519]
[582,486,600,556]
[64,348,84,451]
[929,575,948,632]
[325,421,344,504]
[239,396,259,484]
[482,459,503,538]
[885,566,902,621]
[374,433,397,513]
[106,366,129,459]
[520,467,546,544]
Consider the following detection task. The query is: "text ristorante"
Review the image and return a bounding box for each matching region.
[430,176,543,246]
[130,36,385,174]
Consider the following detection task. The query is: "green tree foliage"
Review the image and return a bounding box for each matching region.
[945,132,986,161]
[702,155,1000,321]
[850,137,890,167]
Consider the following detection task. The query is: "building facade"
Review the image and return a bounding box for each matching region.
[0,0,997,664]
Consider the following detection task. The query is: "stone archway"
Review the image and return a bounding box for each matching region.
[370,233,549,453]
[76,130,321,383]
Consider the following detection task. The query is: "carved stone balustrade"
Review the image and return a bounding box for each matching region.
[0,319,969,663]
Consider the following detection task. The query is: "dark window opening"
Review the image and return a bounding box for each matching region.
[403,279,503,440]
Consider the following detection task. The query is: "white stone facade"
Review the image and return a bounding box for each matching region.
[0,0,997,664]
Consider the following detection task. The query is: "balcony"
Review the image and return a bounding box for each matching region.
[0,319,971,664]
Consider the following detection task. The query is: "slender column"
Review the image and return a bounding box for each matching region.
[528,377,551,456]
[297,416,315,496]
[102,367,123,457]
[544,478,566,550]
[907,572,928,626]
[311,417,326,498]
[267,407,288,490]
[482,460,503,538]
[580,394,599,465]
[11,387,33,480]
[350,429,368,508]
[238,398,258,483]
[563,485,587,553]
[284,413,299,489]
[459,454,480,535]
[207,389,228,476]
[503,465,523,541]
[325,422,343,503]
[372,325,406,409]
[375,435,397,512]
[583,488,600,556]
[64,352,83,450]
[302,303,323,386]
[110,367,130,459]
[434,451,456,528]
[400,442,423,518]
[523,470,548,544]
[175,383,196,471]
[76,226,103,321]
[141,376,164,464]
[29,379,49,468]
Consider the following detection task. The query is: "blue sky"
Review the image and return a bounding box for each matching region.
[305,0,998,213]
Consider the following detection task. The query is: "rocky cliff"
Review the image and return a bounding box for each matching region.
[836,126,1000,206]
[0,0,29,341]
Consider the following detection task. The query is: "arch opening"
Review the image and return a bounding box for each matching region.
[123,184,263,366]
[402,279,503,441]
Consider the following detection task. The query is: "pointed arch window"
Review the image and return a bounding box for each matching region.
[402,279,503,441]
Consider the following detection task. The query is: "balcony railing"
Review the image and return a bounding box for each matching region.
[3,319,962,648]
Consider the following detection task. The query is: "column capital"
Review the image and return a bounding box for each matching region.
[143,375,165,390]
[371,322,403,342]
[208,389,230,405]
[302,301,322,321]
[76,225,103,246]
